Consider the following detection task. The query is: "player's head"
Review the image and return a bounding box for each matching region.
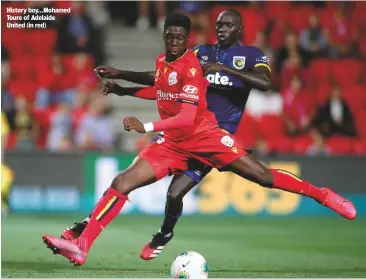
[163,13,191,58]
[216,9,243,47]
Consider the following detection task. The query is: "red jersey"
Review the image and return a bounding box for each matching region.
[153,50,218,141]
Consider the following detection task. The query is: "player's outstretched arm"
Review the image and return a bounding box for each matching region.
[203,63,271,91]
[123,103,198,134]
[101,80,156,100]
[95,66,155,86]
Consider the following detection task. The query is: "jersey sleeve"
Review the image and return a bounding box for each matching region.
[191,44,207,66]
[247,47,271,73]
[135,87,157,100]
[154,53,165,86]
[192,44,202,56]
[177,63,206,106]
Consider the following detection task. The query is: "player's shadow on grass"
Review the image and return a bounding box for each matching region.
[1,260,164,273]
[2,260,68,272]
[212,267,366,274]
[3,261,365,276]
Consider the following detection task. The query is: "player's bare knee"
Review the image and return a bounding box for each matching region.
[167,189,184,203]
[111,172,134,195]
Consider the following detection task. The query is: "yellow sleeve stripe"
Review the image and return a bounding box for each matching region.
[193,49,199,56]
[254,63,271,73]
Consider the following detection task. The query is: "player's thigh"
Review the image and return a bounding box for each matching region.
[227,155,273,187]
[167,160,212,201]
[128,133,163,166]
[167,173,197,201]
[111,156,157,194]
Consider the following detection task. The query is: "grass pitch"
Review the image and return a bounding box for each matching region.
[2,215,366,278]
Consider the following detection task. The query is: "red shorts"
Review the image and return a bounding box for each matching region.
[139,128,246,180]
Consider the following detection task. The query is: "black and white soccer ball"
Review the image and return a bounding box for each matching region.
[170,251,209,279]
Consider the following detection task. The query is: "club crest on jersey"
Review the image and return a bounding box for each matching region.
[189,67,197,77]
[221,135,234,147]
[168,71,178,85]
[201,55,208,61]
[233,56,246,70]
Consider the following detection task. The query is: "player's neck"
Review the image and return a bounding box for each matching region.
[218,41,241,49]
[165,49,188,63]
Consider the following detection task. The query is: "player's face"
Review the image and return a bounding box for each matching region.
[216,12,241,47]
[164,26,189,58]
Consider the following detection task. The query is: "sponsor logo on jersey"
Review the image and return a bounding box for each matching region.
[168,71,178,85]
[180,93,199,100]
[189,67,197,77]
[206,72,233,86]
[221,135,234,147]
[157,90,179,101]
[183,85,198,94]
[233,56,246,70]
[256,55,270,64]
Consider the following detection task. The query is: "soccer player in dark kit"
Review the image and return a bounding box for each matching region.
[43,12,356,266]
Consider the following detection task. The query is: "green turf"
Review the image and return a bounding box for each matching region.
[2,215,366,278]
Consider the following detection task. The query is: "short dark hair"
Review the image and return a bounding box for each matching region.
[223,9,242,25]
[164,13,191,33]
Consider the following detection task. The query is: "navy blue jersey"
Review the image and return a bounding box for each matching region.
[192,43,271,134]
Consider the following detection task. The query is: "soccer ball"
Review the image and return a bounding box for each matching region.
[170,251,209,279]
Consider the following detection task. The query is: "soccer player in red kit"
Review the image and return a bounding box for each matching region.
[42,13,356,266]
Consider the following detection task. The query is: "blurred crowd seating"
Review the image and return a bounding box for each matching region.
[2,1,366,155]
[185,1,366,156]
[2,1,112,152]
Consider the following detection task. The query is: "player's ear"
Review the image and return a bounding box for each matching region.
[238,25,243,39]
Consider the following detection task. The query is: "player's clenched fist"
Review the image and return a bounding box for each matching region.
[202,62,224,76]
[94,66,120,79]
[101,80,122,95]
[123,117,146,133]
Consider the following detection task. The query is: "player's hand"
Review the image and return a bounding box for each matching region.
[101,80,121,95]
[202,62,224,75]
[123,117,146,133]
[94,66,120,79]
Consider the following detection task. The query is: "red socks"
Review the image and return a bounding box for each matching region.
[77,187,128,251]
[270,169,326,202]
